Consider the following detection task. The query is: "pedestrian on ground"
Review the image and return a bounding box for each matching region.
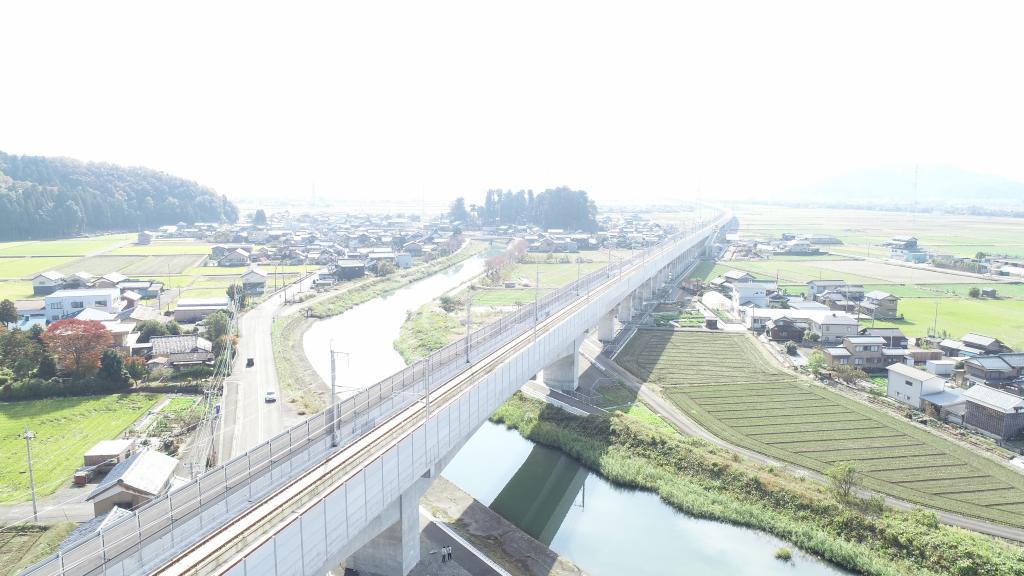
[448,545,454,562]
[441,545,447,563]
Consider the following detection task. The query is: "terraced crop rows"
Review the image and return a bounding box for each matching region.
[617,329,1024,528]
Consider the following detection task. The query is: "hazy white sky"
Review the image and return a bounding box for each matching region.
[1,1,1023,205]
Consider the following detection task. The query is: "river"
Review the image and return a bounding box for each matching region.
[300,256,850,575]
[303,254,487,391]
[443,422,852,576]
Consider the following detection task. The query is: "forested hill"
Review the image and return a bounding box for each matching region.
[0,151,238,240]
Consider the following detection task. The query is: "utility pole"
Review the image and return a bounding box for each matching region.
[533,266,540,342]
[328,345,350,447]
[465,289,475,363]
[23,428,38,522]
[932,300,939,338]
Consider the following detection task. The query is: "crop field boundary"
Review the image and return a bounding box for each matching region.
[617,329,1024,528]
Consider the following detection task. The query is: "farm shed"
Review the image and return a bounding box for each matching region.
[86,449,179,516]
[963,385,1024,440]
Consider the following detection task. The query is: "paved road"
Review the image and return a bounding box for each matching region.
[579,338,1024,543]
[218,272,321,461]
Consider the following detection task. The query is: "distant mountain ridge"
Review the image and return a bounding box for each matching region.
[794,165,1024,207]
[0,151,238,241]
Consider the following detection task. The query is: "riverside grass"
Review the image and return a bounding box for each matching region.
[491,393,1024,576]
[309,241,486,319]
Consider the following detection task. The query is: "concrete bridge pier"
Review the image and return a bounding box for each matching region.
[617,294,633,323]
[540,335,583,392]
[597,309,616,342]
[347,483,423,576]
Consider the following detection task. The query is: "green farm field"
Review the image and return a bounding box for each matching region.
[0,522,76,576]
[108,241,214,256]
[0,257,77,279]
[734,205,1024,259]
[0,281,34,301]
[0,394,159,503]
[53,255,144,275]
[471,251,634,307]
[617,330,1024,528]
[0,234,134,257]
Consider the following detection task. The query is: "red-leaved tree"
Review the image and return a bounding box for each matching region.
[42,319,113,377]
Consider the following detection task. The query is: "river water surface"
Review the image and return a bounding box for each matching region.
[303,254,486,391]
[443,422,852,576]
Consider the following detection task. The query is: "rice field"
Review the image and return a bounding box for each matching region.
[0,257,78,279]
[734,205,1024,259]
[121,254,207,275]
[617,329,1024,528]
[0,234,134,257]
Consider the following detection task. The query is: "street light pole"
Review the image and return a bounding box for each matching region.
[23,428,37,522]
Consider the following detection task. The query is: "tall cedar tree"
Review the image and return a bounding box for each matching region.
[42,319,113,377]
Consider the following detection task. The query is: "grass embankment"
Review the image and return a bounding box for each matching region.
[617,330,1024,528]
[492,393,1024,576]
[0,394,159,503]
[309,241,486,319]
[393,306,461,363]
[0,522,77,576]
[271,314,326,414]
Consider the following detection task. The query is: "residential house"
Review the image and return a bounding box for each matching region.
[859,327,909,348]
[939,333,1013,357]
[9,300,46,330]
[806,279,864,301]
[92,272,128,289]
[150,334,215,370]
[860,291,900,319]
[963,353,1024,388]
[887,363,945,409]
[961,333,1013,355]
[730,281,776,310]
[962,384,1024,439]
[806,312,859,345]
[32,270,65,295]
[218,248,251,267]
[395,253,413,269]
[172,297,229,323]
[818,290,858,312]
[117,280,162,298]
[65,271,95,289]
[785,298,829,311]
[44,288,123,323]
[137,230,156,245]
[86,449,179,515]
[334,260,366,280]
[764,316,807,342]
[241,265,267,295]
[823,336,907,372]
[722,269,755,283]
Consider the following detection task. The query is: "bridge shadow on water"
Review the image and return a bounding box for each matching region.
[489,443,589,546]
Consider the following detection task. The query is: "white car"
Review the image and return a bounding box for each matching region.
[264,391,278,403]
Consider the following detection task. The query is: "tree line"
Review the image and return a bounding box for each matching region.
[449,186,598,232]
[0,151,238,240]
[0,299,236,401]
